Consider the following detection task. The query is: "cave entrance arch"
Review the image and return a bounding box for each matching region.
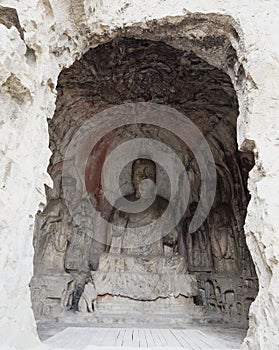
[31,16,258,343]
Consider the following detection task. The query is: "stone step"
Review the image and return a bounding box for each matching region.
[56,309,225,328]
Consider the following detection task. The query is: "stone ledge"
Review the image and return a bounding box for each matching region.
[91,270,198,300]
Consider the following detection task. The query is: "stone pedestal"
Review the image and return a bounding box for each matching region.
[92,253,197,300]
[90,253,199,322]
[30,273,74,319]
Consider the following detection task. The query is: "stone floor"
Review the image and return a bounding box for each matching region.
[40,323,245,350]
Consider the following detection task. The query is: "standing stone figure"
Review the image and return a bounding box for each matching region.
[34,176,76,274]
[65,198,94,275]
[39,207,72,273]
[31,176,77,318]
[186,202,213,272]
[210,205,239,275]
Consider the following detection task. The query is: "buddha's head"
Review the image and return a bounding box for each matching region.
[131,158,156,198]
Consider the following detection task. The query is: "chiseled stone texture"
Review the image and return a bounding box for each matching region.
[0,1,278,350]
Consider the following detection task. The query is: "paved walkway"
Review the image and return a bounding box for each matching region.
[44,327,240,349]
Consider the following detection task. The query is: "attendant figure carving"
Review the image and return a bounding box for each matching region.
[186,202,213,272]
[35,176,76,274]
[65,198,94,275]
[210,205,239,275]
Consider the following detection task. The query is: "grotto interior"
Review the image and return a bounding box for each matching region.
[31,33,258,329]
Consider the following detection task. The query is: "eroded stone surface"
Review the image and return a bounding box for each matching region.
[31,36,257,330]
[0,1,278,350]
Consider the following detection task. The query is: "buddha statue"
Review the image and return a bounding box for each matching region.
[106,158,178,257]
[92,158,198,302]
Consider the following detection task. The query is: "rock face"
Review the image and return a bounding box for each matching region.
[0,1,278,350]
[31,36,257,329]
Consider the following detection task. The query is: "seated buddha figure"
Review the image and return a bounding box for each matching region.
[93,159,197,302]
[106,158,179,257]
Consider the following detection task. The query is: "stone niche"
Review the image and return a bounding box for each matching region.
[31,37,258,327]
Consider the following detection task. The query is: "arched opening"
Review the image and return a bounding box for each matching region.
[31,23,258,346]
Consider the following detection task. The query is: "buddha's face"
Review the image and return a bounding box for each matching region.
[132,160,156,198]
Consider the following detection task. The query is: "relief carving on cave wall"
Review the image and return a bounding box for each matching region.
[31,38,258,326]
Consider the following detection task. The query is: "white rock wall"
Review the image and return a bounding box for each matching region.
[0,1,278,349]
